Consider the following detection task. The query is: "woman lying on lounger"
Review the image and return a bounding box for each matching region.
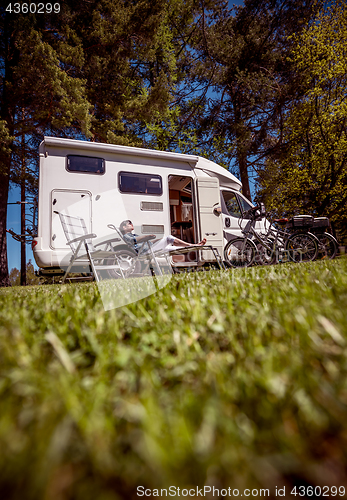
[119,220,206,254]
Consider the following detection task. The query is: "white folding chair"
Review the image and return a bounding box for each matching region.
[55,212,123,283]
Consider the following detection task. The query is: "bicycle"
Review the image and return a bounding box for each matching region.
[309,217,338,259]
[278,215,338,260]
[264,215,339,262]
[224,205,319,268]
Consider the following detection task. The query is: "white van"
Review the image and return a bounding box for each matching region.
[32,137,259,275]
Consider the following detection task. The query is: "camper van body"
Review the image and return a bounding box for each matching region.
[33,137,262,273]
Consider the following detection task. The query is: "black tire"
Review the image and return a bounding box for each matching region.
[224,237,256,268]
[285,232,318,262]
[103,248,140,279]
[316,232,338,260]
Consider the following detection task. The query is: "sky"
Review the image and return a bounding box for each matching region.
[6,0,245,273]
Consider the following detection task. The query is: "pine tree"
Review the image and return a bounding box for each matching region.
[0,6,92,286]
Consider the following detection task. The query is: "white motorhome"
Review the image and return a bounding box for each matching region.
[33,137,257,275]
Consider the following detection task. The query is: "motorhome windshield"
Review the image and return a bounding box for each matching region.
[238,195,253,213]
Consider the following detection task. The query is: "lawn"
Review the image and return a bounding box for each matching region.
[0,258,347,499]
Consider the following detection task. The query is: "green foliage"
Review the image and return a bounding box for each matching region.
[8,267,20,287]
[258,1,347,242]
[1,259,347,498]
[12,28,92,137]
[142,1,230,154]
[9,260,40,287]
[0,120,13,160]
[145,105,201,153]
[61,0,195,145]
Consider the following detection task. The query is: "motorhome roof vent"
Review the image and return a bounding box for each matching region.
[140,201,163,211]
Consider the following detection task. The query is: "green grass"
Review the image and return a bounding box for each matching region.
[1,259,347,499]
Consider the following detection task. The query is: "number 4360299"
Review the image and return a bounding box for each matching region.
[6,3,61,14]
[291,485,345,496]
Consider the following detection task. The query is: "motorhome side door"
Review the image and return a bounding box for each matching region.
[51,190,92,249]
[194,177,224,260]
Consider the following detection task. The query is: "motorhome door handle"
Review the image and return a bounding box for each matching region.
[205,232,217,236]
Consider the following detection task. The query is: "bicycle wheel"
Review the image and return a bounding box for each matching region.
[285,232,318,262]
[224,237,256,268]
[254,238,277,265]
[316,232,338,259]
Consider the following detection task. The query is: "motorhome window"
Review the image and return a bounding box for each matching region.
[237,196,253,214]
[222,191,242,217]
[67,155,105,174]
[119,172,162,195]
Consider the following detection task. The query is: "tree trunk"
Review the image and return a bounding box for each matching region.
[233,97,252,202]
[20,126,26,286]
[21,180,26,286]
[0,12,13,286]
[0,159,11,287]
[238,149,252,202]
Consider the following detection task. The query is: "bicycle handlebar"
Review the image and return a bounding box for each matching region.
[243,203,266,220]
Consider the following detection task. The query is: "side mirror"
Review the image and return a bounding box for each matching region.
[213,206,222,216]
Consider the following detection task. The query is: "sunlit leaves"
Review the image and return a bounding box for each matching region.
[258,1,347,242]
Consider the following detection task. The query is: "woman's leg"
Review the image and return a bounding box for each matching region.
[172,236,206,247]
[147,235,207,254]
[150,236,174,253]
